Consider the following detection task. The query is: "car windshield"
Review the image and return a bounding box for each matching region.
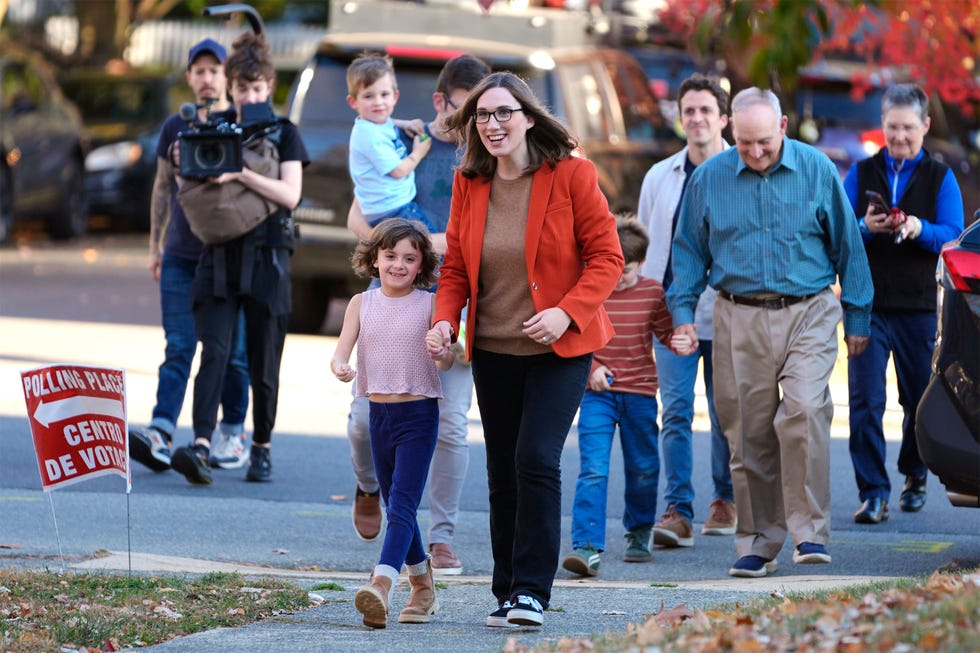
[297,54,551,128]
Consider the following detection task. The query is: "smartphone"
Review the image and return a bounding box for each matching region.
[865,190,889,214]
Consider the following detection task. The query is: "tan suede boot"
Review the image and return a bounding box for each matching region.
[398,558,440,623]
[355,574,393,628]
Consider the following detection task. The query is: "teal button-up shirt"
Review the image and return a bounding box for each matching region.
[666,138,873,336]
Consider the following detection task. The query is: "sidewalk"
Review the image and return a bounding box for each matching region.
[68,552,886,653]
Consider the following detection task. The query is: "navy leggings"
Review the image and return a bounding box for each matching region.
[369,398,439,570]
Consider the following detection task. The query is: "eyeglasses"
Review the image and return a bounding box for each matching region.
[473,107,524,124]
[442,93,459,110]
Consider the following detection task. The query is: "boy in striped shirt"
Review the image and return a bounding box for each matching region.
[562,215,693,576]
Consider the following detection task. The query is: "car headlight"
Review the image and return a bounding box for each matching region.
[85,141,143,172]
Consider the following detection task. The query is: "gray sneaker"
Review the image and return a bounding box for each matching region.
[623,527,652,562]
[209,431,249,469]
[128,426,171,472]
[561,547,601,577]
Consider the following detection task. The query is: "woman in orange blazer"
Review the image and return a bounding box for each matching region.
[427,72,623,628]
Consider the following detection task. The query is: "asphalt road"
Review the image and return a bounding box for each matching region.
[1,234,978,651]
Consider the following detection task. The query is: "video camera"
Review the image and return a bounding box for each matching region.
[177,101,281,179]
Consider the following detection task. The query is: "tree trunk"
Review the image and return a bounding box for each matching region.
[74,0,125,63]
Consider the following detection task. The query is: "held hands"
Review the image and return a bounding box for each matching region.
[522,307,571,346]
[670,324,699,356]
[330,357,356,383]
[588,365,614,392]
[425,329,455,369]
[427,321,454,360]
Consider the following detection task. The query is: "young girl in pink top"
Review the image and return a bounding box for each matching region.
[331,218,454,629]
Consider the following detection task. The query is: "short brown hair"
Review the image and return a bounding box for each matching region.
[678,73,729,116]
[435,54,491,96]
[616,213,649,265]
[352,218,440,288]
[225,32,275,85]
[347,53,396,97]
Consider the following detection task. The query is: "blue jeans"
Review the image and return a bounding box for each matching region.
[848,311,933,501]
[571,390,660,551]
[653,339,732,521]
[152,254,249,438]
[369,398,439,570]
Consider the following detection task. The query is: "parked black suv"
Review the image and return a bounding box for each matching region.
[284,0,683,332]
[0,40,89,244]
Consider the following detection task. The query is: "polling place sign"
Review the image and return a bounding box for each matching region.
[21,364,130,492]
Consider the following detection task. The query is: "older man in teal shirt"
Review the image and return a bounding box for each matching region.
[666,87,873,579]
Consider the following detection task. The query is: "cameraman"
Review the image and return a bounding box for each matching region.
[170,31,309,485]
[129,39,252,474]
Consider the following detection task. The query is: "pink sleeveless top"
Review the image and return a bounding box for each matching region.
[355,288,442,399]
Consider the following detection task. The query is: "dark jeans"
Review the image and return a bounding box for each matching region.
[848,310,934,500]
[471,348,591,609]
[153,254,248,438]
[369,399,439,570]
[192,243,290,446]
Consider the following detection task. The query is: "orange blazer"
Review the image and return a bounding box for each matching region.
[434,156,624,360]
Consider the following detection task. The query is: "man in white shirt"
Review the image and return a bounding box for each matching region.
[637,74,734,549]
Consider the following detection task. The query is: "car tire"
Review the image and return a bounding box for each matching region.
[46,158,88,240]
[289,277,331,334]
[0,164,13,245]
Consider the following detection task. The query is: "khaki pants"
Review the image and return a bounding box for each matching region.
[712,289,840,560]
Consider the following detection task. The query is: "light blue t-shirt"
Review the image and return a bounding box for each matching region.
[349,117,416,217]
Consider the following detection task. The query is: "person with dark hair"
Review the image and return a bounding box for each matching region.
[427,71,623,627]
[129,38,252,474]
[561,215,688,578]
[345,54,491,575]
[331,218,454,629]
[669,88,873,578]
[637,73,735,548]
[844,82,964,523]
[169,31,309,485]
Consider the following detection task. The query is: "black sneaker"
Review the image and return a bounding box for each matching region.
[507,594,543,626]
[245,446,272,482]
[486,601,516,628]
[170,444,212,485]
[129,426,171,472]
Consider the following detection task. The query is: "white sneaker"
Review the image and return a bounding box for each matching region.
[209,432,249,469]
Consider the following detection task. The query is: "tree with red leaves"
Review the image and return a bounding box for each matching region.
[657,0,978,115]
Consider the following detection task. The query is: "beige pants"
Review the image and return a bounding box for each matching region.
[712,289,840,560]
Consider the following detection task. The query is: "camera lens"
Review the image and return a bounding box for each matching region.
[195,142,226,170]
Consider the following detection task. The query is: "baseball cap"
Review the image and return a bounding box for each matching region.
[187,38,227,67]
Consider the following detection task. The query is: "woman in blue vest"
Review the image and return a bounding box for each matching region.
[843,83,964,524]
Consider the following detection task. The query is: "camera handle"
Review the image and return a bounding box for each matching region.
[178,99,220,128]
[202,3,265,35]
